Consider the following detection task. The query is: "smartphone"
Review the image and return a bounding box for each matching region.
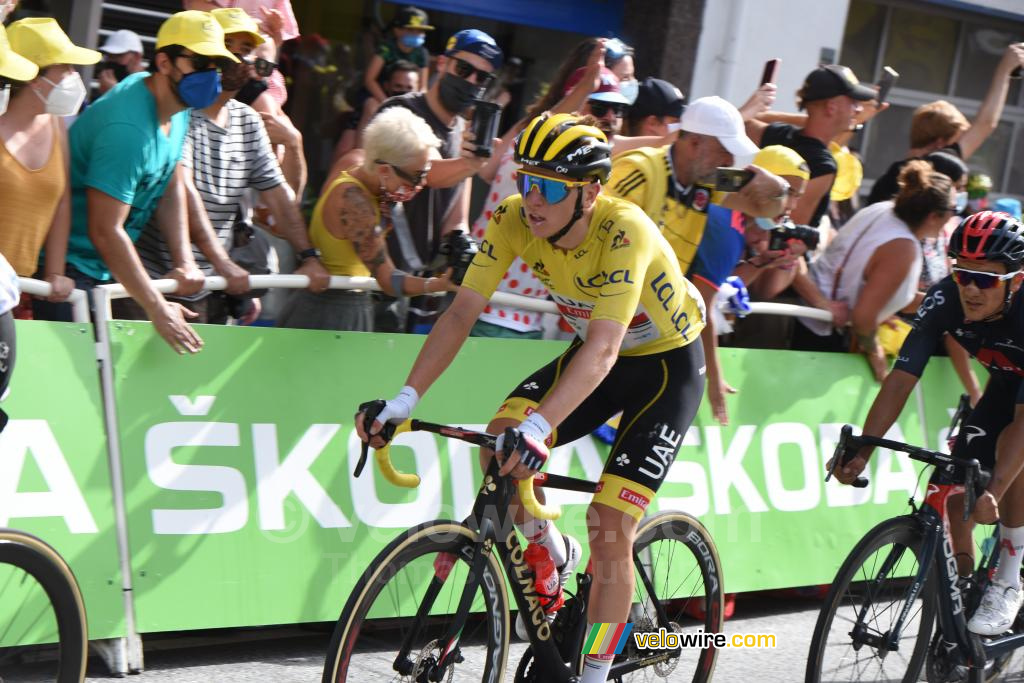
[715,167,755,192]
[760,58,781,86]
[876,66,899,105]
[470,100,502,158]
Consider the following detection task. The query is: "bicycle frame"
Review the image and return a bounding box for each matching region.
[381,421,687,683]
[836,435,1024,681]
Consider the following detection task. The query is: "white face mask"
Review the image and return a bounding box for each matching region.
[954,191,969,214]
[0,84,10,117]
[618,79,639,104]
[33,72,86,116]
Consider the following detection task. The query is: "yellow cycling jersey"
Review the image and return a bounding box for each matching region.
[607,145,726,273]
[461,193,705,356]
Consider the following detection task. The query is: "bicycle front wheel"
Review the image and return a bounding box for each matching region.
[0,528,88,683]
[613,511,724,683]
[806,515,934,683]
[322,520,510,683]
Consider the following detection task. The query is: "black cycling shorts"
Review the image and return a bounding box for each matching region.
[950,373,1021,469]
[493,338,706,520]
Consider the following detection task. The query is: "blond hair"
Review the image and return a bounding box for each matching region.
[911,100,969,149]
[362,107,441,172]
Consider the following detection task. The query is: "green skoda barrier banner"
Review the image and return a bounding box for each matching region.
[109,322,940,634]
[1,321,125,645]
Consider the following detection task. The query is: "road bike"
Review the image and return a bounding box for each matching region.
[0,528,88,682]
[805,395,1024,683]
[322,419,724,682]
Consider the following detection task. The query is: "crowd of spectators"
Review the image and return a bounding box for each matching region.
[2,2,1023,411]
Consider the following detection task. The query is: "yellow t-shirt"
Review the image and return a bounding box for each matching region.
[310,171,375,277]
[462,193,705,356]
[607,145,726,274]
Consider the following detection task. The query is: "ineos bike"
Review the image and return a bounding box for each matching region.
[0,528,88,682]
[806,396,1024,683]
[322,419,725,682]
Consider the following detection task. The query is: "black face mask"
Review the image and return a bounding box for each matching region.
[437,73,482,114]
[98,61,128,82]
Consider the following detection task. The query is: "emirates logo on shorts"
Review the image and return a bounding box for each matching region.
[692,188,710,212]
[619,487,650,510]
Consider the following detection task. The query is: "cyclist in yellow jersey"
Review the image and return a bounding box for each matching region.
[278,107,456,330]
[356,113,707,683]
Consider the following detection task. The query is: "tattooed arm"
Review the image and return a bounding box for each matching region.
[323,184,454,296]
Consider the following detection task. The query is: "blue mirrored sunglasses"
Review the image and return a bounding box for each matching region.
[515,171,590,204]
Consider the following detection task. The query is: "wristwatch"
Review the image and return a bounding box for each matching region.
[297,247,321,263]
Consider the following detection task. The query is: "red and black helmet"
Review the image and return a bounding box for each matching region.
[948,211,1024,267]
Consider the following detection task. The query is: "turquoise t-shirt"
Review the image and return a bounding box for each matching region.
[67,72,190,281]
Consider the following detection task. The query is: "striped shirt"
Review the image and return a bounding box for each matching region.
[135,100,283,299]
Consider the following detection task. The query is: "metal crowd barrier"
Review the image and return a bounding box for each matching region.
[17,277,91,323]
[92,274,837,323]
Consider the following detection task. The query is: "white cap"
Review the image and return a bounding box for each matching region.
[680,96,759,160]
[100,29,143,55]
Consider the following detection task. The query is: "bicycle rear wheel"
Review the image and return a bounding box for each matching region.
[322,520,510,683]
[613,511,724,683]
[0,528,88,683]
[806,515,934,683]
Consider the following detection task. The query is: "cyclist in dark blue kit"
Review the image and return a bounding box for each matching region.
[834,210,1024,635]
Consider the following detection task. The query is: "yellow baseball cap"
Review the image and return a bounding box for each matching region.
[211,8,265,46]
[156,11,239,62]
[829,141,864,202]
[754,145,810,181]
[6,18,100,68]
[0,23,38,81]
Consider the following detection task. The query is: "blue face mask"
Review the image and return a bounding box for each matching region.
[400,34,426,49]
[754,216,777,231]
[174,69,221,109]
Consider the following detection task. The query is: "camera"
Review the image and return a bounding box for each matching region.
[768,219,820,252]
[438,231,479,285]
[715,167,754,192]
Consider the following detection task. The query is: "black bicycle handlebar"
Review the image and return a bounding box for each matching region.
[827,424,993,520]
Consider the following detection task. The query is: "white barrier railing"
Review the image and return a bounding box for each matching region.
[94,274,837,323]
[17,278,90,323]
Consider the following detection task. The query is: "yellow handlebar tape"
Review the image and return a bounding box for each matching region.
[517,478,561,521]
[374,420,420,488]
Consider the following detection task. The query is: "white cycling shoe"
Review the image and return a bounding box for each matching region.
[514,534,583,641]
[968,580,1023,636]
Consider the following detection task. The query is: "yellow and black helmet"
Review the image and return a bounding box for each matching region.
[513,113,612,183]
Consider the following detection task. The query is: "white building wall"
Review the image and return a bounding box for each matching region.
[688,0,854,112]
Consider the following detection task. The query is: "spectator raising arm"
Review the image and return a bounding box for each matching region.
[959,43,1024,159]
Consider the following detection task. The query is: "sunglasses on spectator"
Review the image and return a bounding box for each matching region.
[951,267,1020,289]
[452,57,495,87]
[378,160,430,186]
[588,101,626,118]
[245,57,277,78]
[515,170,591,204]
[170,49,219,73]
